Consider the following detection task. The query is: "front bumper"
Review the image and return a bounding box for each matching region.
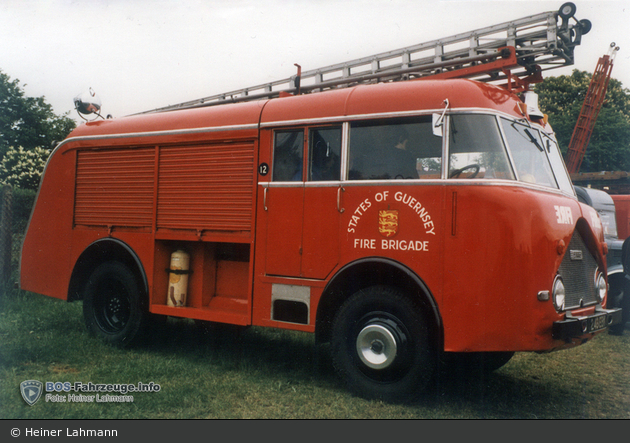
[552,307,623,341]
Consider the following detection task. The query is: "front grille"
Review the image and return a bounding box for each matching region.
[558,231,599,310]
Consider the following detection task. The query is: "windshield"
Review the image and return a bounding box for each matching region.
[540,132,575,195]
[500,119,557,189]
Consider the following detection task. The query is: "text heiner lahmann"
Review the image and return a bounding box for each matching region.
[25,428,118,437]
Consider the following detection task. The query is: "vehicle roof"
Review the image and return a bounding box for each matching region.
[67,79,525,141]
[260,79,523,124]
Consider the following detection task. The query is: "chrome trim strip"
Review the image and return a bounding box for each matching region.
[261,109,446,128]
[305,181,344,188]
[258,178,572,196]
[340,122,350,181]
[260,110,445,128]
[260,107,552,131]
[260,182,305,188]
[60,123,259,146]
[442,114,450,179]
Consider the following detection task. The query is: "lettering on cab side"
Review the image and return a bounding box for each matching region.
[348,190,436,253]
[554,205,573,225]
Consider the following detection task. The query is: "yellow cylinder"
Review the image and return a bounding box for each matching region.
[167,250,190,307]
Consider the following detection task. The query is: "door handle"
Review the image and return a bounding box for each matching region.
[337,187,345,213]
[264,187,268,211]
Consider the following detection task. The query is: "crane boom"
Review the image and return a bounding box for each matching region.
[565,42,620,173]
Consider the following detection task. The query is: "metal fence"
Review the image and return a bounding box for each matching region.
[0,185,13,285]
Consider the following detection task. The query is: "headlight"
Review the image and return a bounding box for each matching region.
[552,276,565,311]
[595,271,607,304]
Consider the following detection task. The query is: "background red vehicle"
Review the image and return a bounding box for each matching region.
[20,3,621,401]
[612,195,630,240]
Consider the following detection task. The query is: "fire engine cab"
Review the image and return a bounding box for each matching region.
[20,3,622,401]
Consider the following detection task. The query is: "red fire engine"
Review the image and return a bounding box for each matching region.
[20,3,621,401]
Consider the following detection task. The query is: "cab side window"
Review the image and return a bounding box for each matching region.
[448,114,514,180]
[272,129,304,181]
[348,117,441,180]
[309,127,342,181]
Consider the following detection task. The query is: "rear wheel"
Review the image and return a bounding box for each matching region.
[331,286,435,402]
[83,261,149,347]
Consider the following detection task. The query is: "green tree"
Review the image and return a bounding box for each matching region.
[0,146,49,190]
[0,69,76,160]
[534,70,630,172]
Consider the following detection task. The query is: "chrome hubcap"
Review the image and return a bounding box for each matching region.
[356,323,398,369]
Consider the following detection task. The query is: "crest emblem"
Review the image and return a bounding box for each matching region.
[378,210,398,237]
[20,380,43,406]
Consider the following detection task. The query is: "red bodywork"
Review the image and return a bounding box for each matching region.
[21,78,611,354]
[612,195,630,240]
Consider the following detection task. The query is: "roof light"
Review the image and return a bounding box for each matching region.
[522,91,544,119]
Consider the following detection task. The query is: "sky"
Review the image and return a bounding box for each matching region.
[1,0,629,123]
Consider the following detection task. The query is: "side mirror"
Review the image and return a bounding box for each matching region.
[432,113,443,137]
[433,99,449,137]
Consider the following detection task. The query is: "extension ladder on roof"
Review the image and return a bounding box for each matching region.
[140,2,590,114]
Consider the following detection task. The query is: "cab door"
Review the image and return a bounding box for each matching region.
[264,129,305,277]
[301,126,342,278]
[263,126,342,279]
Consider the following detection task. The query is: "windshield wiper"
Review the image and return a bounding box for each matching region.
[524,128,544,152]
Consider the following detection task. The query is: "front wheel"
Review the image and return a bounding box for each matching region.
[83,261,149,347]
[331,286,436,402]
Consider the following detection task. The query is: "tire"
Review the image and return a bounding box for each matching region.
[83,261,149,347]
[331,285,435,402]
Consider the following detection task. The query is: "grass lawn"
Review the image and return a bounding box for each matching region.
[1,284,629,419]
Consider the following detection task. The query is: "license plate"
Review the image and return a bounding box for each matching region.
[587,313,608,333]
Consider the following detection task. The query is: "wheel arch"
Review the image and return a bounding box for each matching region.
[315,257,443,351]
[68,238,148,302]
